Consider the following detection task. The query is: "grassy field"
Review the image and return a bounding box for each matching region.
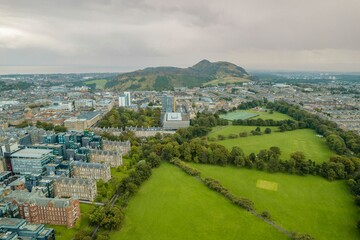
[210,127,333,162]
[111,167,127,180]
[189,164,359,240]
[49,203,94,240]
[220,109,292,121]
[209,125,279,138]
[85,79,108,89]
[111,163,289,240]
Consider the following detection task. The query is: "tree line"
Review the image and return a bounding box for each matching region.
[14,120,67,133]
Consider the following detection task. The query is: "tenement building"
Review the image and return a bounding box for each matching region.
[4,190,80,228]
[102,140,131,154]
[53,177,97,202]
[89,149,123,167]
[71,161,111,182]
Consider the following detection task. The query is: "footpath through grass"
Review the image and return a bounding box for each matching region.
[190,164,359,240]
[210,127,333,162]
[111,163,289,240]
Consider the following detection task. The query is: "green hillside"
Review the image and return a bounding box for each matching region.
[105,59,250,90]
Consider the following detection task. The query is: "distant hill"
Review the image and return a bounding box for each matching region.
[104,60,250,90]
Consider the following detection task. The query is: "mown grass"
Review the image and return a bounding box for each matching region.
[209,125,279,138]
[210,127,333,162]
[189,164,360,240]
[220,109,292,121]
[110,163,289,240]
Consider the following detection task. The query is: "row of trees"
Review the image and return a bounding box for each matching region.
[233,118,297,127]
[203,177,254,211]
[190,112,229,127]
[14,120,67,133]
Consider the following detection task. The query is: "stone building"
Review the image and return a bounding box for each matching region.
[53,177,97,202]
[102,140,131,155]
[89,149,123,167]
[4,190,80,228]
[71,161,111,182]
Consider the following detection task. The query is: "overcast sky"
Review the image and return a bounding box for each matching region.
[1,0,360,74]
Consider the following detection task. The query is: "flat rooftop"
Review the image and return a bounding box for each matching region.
[0,217,26,228]
[77,111,100,120]
[166,112,182,121]
[11,148,53,158]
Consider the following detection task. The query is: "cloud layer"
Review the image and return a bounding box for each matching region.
[1,0,360,73]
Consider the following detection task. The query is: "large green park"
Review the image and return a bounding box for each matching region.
[189,164,359,240]
[110,163,288,240]
[110,162,358,240]
[73,104,360,240]
[209,126,333,162]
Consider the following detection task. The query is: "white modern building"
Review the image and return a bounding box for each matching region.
[119,92,131,107]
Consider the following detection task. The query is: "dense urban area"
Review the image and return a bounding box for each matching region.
[0,71,359,240]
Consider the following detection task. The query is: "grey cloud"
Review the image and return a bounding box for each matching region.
[0,0,360,73]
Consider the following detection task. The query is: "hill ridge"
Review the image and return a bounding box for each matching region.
[105,60,250,90]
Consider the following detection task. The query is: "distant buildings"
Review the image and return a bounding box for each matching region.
[71,161,111,182]
[4,190,80,228]
[119,92,131,107]
[64,111,101,131]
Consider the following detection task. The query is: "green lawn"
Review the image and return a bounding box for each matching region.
[85,79,108,89]
[111,167,127,180]
[49,203,94,240]
[111,163,289,240]
[189,164,359,240]
[209,125,279,138]
[220,109,292,121]
[211,127,333,162]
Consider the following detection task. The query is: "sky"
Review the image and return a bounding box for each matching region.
[0,0,360,74]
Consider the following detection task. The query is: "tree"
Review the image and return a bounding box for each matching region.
[264,128,272,134]
[230,146,245,167]
[326,134,347,154]
[290,151,309,175]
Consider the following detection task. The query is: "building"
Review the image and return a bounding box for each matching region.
[53,177,97,202]
[64,112,101,131]
[71,161,111,182]
[10,148,54,175]
[102,140,131,154]
[0,218,55,240]
[0,202,19,218]
[28,144,65,158]
[162,95,175,112]
[162,112,190,130]
[4,190,80,228]
[119,91,131,107]
[89,149,123,167]
[74,99,95,110]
